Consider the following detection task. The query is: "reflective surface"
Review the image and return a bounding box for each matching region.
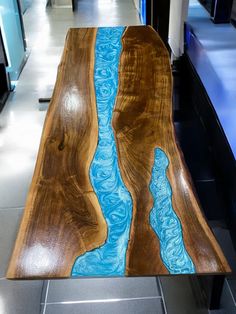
[7,25,230,279]
[188,0,236,159]
[150,148,195,274]
[72,27,133,277]
[0,0,233,313]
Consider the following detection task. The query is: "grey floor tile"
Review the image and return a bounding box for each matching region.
[3,88,52,112]
[227,276,236,304]
[0,208,23,277]
[160,277,208,314]
[212,226,236,272]
[41,280,50,304]
[0,279,43,314]
[220,280,236,314]
[44,298,164,314]
[44,277,160,303]
[209,310,227,314]
[0,117,41,208]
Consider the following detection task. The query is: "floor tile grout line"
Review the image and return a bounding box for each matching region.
[157,277,168,314]
[0,206,25,210]
[226,278,236,307]
[42,280,50,314]
[44,296,162,306]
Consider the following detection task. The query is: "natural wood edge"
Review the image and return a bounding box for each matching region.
[155,26,231,274]
[7,28,108,279]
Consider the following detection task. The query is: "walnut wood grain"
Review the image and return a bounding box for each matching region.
[7,28,107,279]
[113,26,231,275]
[7,26,231,278]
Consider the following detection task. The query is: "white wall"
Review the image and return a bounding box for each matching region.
[168,0,189,58]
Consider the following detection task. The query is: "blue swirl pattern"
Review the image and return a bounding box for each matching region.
[72,27,133,276]
[149,148,196,274]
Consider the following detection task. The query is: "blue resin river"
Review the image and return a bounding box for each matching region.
[149,148,196,274]
[72,27,133,276]
[72,27,195,276]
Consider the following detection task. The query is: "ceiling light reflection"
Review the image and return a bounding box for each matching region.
[23,245,58,275]
[63,86,82,113]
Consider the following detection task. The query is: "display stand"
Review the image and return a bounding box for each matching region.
[212,0,233,23]
[0,29,10,112]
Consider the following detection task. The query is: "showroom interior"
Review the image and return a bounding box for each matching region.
[0,0,236,313]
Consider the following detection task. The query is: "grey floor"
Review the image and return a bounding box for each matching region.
[0,0,234,313]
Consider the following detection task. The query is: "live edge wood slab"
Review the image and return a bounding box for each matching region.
[7,26,231,279]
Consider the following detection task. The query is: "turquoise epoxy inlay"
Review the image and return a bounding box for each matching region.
[149,148,196,274]
[71,27,133,277]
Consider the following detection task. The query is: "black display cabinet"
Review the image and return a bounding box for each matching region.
[231,0,236,26]
[153,0,170,47]
[144,0,170,48]
[199,0,234,23]
[0,28,10,112]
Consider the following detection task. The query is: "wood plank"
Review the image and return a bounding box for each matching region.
[113,26,230,275]
[7,28,108,279]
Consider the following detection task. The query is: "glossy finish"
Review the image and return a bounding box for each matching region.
[72,27,133,276]
[7,26,230,279]
[114,26,230,276]
[150,148,195,274]
[8,28,108,278]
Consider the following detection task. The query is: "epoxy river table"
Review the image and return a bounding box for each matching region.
[7,26,231,279]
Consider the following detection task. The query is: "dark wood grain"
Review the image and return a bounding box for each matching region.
[7,28,107,279]
[7,26,231,278]
[113,26,231,275]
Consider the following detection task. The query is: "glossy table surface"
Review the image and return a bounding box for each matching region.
[7,26,231,279]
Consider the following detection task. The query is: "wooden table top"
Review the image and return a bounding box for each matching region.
[7,26,231,279]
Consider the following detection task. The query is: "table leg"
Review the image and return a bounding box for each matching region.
[72,0,77,11]
[38,98,51,103]
[209,275,225,310]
